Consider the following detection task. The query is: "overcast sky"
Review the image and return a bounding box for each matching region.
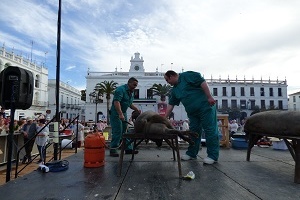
[1,0,300,94]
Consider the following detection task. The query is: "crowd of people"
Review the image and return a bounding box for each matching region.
[0,107,109,164]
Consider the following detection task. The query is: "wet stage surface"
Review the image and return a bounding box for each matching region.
[0,145,299,200]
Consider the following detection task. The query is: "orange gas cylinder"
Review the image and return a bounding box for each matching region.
[84,132,105,167]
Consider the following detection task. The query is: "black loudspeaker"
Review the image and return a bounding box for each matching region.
[0,66,34,109]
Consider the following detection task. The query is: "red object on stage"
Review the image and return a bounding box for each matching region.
[84,132,105,167]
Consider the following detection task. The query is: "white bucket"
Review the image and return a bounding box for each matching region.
[61,139,73,149]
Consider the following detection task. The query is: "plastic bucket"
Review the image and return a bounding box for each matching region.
[61,139,73,149]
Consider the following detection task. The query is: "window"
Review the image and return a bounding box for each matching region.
[35,74,40,88]
[278,88,282,97]
[231,99,237,109]
[250,87,254,96]
[231,87,236,96]
[293,96,296,102]
[261,100,265,109]
[240,87,245,96]
[222,87,227,96]
[134,89,139,99]
[250,100,255,110]
[269,88,273,96]
[270,100,274,109]
[260,88,264,96]
[147,89,153,99]
[222,99,228,109]
[278,100,283,109]
[240,100,246,109]
[213,88,218,96]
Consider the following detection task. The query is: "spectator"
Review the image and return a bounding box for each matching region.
[35,119,49,163]
[0,118,9,135]
[0,108,6,118]
[20,117,37,164]
[229,119,238,137]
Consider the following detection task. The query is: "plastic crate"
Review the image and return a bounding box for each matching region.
[231,138,248,149]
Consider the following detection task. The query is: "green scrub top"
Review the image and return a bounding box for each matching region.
[110,84,134,114]
[169,71,209,115]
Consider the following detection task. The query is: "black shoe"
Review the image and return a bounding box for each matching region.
[22,158,27,164]
[125,150,139,155]
[110,152,119,157]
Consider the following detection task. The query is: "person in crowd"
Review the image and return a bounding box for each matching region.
[109,77,140,157]
[182,119,190,131]
[179,119,190,142]
[13,119,20,131]
[0,108,6,118]
[35,118,49,163]
[72,120,85,147]
[0,117,9,135]
[20,117,37,164]
[97,120,107,132]
[17,118,26,131]
[229,119,239,137]
[164,70,219,164]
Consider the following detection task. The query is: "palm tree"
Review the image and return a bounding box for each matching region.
[150,83,172,101]
[94,80,118,125]
[80,89,86,101]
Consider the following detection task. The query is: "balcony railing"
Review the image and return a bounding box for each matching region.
[33,100,47,107]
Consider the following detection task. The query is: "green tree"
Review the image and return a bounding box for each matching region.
[150,83,171,101]
[80,89,86,101]
[95,80,118,125]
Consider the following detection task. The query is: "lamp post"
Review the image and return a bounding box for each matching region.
[89,90,103,124]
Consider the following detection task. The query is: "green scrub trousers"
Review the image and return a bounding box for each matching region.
[109,110,133,151]
[187,105,219,161]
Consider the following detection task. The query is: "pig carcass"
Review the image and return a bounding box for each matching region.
[244,110,300,137]
[133,110,198,146]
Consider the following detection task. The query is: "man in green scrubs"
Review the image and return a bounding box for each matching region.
[109,77,140,157]
[164,70,219,164]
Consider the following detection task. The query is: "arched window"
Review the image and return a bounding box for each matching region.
[35,74,40,88]
[35,92,39,105]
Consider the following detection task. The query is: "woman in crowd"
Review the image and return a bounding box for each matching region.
[35,118,49,163]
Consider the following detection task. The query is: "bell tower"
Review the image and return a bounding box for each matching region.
[129,52,145,76]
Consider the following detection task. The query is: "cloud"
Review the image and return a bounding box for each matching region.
[1,0,300,94]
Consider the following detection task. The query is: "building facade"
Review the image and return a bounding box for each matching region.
[48,79,85,121]
[85,52,288,123]
[0,45,48,119]
[288,91,300,111]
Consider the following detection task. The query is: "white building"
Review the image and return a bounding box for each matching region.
[288,91,300,111]
[85,52,288,122]
[0,45,48,119]
[48,79,85,121]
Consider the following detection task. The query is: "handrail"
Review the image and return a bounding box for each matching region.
[14,113,80,178]
[48,115,80,162]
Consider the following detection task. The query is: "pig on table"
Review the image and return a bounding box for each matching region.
[132,110,198,147]
[244,110,300,137]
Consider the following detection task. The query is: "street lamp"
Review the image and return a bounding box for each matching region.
[89,90,103,123]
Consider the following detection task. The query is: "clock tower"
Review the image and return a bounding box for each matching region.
[129,52,145,76]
